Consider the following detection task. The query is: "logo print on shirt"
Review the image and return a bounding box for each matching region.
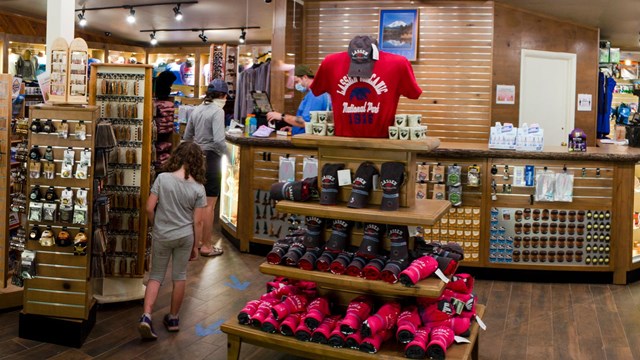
[337,74,388,96]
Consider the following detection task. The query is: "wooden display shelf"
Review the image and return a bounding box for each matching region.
[291,134,440,152]
[275,200,451,227]
[260,263,446,298]
[222,304,484,360]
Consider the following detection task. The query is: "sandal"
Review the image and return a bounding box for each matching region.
[200,247,223,257]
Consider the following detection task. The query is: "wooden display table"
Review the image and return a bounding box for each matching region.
[221,305,485,360]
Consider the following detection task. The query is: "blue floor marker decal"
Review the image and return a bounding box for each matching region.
[195,319,224,336]
[225,275,250,290]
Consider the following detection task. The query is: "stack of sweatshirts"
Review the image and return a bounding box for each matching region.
[154,100,175,166]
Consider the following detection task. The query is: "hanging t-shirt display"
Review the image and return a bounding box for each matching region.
[311,36,422,138]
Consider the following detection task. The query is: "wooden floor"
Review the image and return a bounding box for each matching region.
[1,226,640,360]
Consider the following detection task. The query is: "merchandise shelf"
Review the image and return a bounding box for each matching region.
[260,262,447,298]
[221,304,484,360]
[275,200,451,227]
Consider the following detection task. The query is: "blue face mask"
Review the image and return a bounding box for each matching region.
[295,83,307,93]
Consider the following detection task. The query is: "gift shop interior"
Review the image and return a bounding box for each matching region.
[1,0,640,359]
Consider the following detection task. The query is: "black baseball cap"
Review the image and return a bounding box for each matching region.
[348,35,379,78]
[320,163,345,205]
[380,162,405,211]
[347,162,379,209]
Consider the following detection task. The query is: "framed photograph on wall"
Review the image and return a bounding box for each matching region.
[378,9,419,61]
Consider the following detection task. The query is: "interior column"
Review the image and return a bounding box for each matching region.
[45,0,75,73]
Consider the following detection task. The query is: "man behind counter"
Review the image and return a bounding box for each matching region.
[267,64,331,135]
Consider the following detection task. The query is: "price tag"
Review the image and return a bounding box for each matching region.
[434,268,450,283]
[454,336,471,344]
[337,169,352,186]
[476,315,487,330]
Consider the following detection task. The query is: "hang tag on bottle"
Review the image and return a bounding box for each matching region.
[434,268,450,283]
[476,315,487,330]
[337,169,352,186]
[454,336,471,344]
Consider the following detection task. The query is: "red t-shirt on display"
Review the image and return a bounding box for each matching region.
[310,51,422,138]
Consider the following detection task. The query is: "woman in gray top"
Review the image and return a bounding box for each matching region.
[139,141,207,339]
[183,79,228,256]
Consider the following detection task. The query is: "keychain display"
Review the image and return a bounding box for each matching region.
[75,120,87,140]
[75,163,88,179]
[58,119,69,139]
[446,164,461,186]
[42,203,57,222]
[44,146,54,161]
[56,227,72,247]
[43,161,56,179]
[467,164,481,187]
[29,145,41,161]
[29,185,42,201]
[30,118,42,133]
[74,230,88,256]
[39,226,56,247]
[432,183,445,200]
[42,119,55,133]
[432,163,444,183]
[44,186,57,201]
[28,224,40,241]
[417,163,429,183]
[29,161,41,179]
[448,185,463,206]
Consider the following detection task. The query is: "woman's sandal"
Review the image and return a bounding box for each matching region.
[200,247,224,257]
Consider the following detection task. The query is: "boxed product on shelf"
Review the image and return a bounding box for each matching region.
[488,122,517,149]
[515,123,544,152]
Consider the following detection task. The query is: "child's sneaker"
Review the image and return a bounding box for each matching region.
[138,314,158,340]
[163,314,180,332]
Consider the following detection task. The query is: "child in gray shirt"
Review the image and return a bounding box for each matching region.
[138,142,207,340]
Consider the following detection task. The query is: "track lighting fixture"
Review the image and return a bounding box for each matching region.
[239,29,246,44]
[198,30,208,43]
[76,1,198,27]
[77,10,87,27]
[126,8,136,23]
[149,31,158,45]
[173,4,183,21]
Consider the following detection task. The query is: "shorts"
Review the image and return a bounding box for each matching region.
[149,234,193,283]
[204,150,221,197]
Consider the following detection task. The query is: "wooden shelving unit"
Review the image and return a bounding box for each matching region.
[222,136,481,359]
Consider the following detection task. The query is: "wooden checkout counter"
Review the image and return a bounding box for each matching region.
[220,133,640,285]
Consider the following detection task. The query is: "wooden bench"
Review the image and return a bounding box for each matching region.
[221,304,485,360]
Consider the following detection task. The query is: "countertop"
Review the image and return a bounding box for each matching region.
[225,133,640,162]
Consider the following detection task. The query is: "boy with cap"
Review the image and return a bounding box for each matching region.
[267,64,331,135]
[182,79,228,257]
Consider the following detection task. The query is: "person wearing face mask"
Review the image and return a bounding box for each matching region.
[182,79,228,257]
[267,64,331,135]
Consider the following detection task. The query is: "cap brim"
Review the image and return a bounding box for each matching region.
[348,61,375,78]
[320,189,339,205]
[347,193,368,208]
[380,197,399,211]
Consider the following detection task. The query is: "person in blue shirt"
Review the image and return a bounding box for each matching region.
[267,64,330,135]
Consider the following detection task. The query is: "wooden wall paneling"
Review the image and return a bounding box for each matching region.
[492,4,599,145]
[304,1,494,143]
[612,163,634,284]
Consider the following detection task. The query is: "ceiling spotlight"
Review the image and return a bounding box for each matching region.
[126,8,136,23]
[77,10,87,27]
[239,29,246,44]
[149,31,158,45]
[173,4,183,21]
[198,30,208,43]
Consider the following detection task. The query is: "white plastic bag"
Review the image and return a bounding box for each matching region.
[534,169,555,202]
[554,172,574,202]
[279,156,296,182]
